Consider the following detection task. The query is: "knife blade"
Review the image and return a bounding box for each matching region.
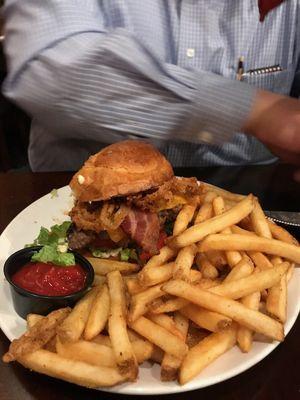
[264,211,300,227]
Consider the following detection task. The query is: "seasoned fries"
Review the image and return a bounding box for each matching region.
[173,204,197,236]
[84,284,110,340]
[161,312,189,381]
[3,308,70,362]
[199,234,300,263]
[180,304,232,332]
[140,245,176,271]
[87,258,139,275]
[163,279,284,341]
[250,199,272,239]
[128,284,164,322]
[19,349,126,387]
[169,195,254,248]
[57,288,98,343]
[179,326,237,385]
[107,271,138,380]
[210,262,289,299]
[266,272,287,323]
[4,180,298,389]
[173,244,197,281]
[129,316,188,359]
[138,262,175,287]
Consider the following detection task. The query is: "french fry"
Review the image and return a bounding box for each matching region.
[286,263,295,283]
[150,346,164,364]
[189,269,203,283]
[56,338,117,367]
[3,308,71,363]
[194,202,213,224]
[202,191,218,203]
[163,280,284,341]
[89,336,154,365]
[107,271,138,380]
[237,292,260,353]
[186,326,209,348]
[267,219,299,246]
[129,316,188,359]
[84,284,110,340]
[231,225,256,236]
[195,278,221,289]
[199,233,300,264]
[57,288,98,343]
[195,253,219,279]
[130,339,154,364]
[248,251,273,270]
[147,313,184,340]
[173,204,197,236]
[169,195,254,248]
[128,284,164,322]
[138,262,174,287]
[270,256,283,266]
[18,349,126,387]
[125,275,146,294]
[266,272,287,323]
[237,280,261,353]
[205,250,227,269]
[93,274,106,286]
[26,314,57,352]
[180,304,232,332]
[26,313,43,329]
[210,263,289,299]
[173,244,197,281]
[250,199,272,239]
[202,182,245,202]
[179,326,237,385]
[140,246,176,272]
[87,258,139,275]
[223,257,254,283]
[93,335,112,347]
[148,297,189,314]
[212,196,243,267]
[161,313,189,381]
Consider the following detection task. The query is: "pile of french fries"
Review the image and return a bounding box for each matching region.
[3,182,299,388]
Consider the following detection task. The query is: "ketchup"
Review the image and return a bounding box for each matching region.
[12,262,87,296]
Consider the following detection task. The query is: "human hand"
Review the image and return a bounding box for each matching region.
[242,90,300,179]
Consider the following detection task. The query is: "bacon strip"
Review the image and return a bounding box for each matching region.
[121,209,160,255]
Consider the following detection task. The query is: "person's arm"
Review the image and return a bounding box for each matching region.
[2,0,254,145]
[243,89,300,167]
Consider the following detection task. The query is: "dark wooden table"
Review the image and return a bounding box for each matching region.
[0,165,299,400]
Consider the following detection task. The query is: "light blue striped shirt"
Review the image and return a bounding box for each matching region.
[2,0,300,171]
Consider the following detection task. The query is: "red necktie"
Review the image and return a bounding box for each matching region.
[258,0,286,21]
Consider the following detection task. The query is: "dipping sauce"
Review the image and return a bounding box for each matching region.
[12,262,87,296]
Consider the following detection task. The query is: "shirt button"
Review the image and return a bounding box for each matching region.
[186,48,195,58]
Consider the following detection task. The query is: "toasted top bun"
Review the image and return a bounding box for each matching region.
[69,140,174,202]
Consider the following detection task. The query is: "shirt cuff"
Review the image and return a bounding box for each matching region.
[182,72,257,145]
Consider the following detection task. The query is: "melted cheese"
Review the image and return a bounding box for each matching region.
[157,194,187,211]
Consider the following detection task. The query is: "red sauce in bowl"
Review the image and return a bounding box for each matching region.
[12,262,87,296]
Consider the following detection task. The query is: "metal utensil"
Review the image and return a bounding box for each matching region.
[264,211,300,227]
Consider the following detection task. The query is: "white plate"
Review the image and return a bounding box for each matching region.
[0,186,299,395]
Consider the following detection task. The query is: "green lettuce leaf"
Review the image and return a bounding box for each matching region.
[120,248,138,262]
[91,248,122,259]
[31,245,75,266]
[28,221,74,266]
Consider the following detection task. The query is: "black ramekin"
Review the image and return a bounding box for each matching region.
[4,246,94,319]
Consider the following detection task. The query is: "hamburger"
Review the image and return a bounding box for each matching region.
[68,140,202,263]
